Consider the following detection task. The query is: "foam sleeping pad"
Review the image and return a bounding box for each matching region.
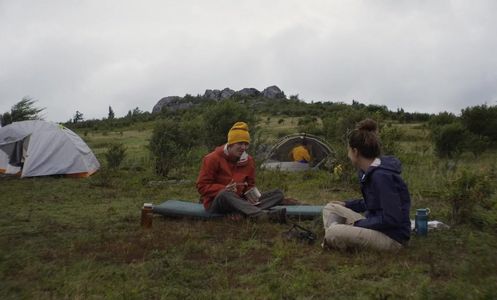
[152,200,323,219]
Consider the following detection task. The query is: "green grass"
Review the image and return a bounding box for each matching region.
[1,119,497,299]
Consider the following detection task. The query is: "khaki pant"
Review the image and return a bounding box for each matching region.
[322,203,402,251]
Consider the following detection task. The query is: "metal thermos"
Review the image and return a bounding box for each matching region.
[415,208,430,236]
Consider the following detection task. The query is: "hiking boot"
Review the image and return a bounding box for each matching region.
[268,208,287,224]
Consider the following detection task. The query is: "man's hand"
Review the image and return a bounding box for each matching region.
[225,180,237,193]
[330,200,346,206]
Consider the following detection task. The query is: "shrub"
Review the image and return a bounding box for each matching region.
[465,133,491,158]
[89,168,114,187]
[178,112,204,148]
[297,116,323,135]
[431,122,468,158]
[381,125,404,156]
[149,119,191,177]
[322,109,370,142]
[105,143,126,169]
[461,105,497,141]
[445,170,495,225]
[202,101,255,149]
[428,112,458,128]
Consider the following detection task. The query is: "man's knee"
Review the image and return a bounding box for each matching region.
[216,190,239,203]
[218,189,237,197]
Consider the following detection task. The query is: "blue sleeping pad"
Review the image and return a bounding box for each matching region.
[152,200,323,219]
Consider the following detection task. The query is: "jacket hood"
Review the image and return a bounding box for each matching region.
[361,156,402,181]
[376,156,402,174]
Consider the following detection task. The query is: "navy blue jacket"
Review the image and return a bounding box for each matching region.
[345,156,411,243]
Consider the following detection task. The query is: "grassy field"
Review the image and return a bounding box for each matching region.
[1,118,497,299]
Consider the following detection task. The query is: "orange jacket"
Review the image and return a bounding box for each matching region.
[196,145,255,209]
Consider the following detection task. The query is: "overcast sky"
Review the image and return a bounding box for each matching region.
[1,0,496,121]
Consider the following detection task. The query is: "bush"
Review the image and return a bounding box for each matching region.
[428,112,458,129]
[322,109,371,142]
[461,105,497,141]
[149,119,192,177]
[445,170,495,226]
[431,122,468,158]
[202,101,255,149]
[178,112,204,148]
[297,115,323,135]
[105,143,126,169]
[380,124,404,156]
[465,133,491,158]
[89,168,114,187]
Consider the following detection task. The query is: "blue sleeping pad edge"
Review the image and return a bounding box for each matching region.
[152,200,323,219]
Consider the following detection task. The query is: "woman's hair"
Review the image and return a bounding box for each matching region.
[348,119,381,159]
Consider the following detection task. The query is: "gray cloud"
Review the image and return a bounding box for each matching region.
[1,0,496,121]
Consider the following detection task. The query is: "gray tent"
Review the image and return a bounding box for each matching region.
[0,120,100,177]
[261,133,333,171]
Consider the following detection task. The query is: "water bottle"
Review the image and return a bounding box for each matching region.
[141,203,153,228]
[415,208,430,236]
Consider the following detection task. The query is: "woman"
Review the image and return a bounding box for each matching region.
[322,119,411,251]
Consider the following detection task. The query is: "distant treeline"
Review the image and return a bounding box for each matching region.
[63,96,431,131]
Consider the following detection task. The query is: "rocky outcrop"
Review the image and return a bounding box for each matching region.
[220,88,235,99]
[152,96,192,113]
[152,85,286,113]
[262,85,286,99]
[235,88,260,97]
[203,89,221,100]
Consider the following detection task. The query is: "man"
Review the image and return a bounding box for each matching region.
[196,122,286,222]
[291,139,311,163]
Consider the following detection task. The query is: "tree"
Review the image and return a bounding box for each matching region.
[461,105,497,141]
[0,112,12,127]
[202,101,255,149]
[73,111,84,123]
[132,107,142,116]
[149,119,190,177]
[1,97,45,126]
[105,143,126,169]
[432,122,468,158]
[108,106,115,120]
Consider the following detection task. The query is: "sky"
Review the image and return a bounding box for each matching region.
[1,0,496,122]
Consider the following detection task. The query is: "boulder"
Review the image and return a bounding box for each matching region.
[235,88,260,97]
[203,89,222,100]
[152,96,190,113]
[220,88,235,99]
[262,85,286,99]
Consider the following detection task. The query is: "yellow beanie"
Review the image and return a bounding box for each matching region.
[227,122,251,145]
